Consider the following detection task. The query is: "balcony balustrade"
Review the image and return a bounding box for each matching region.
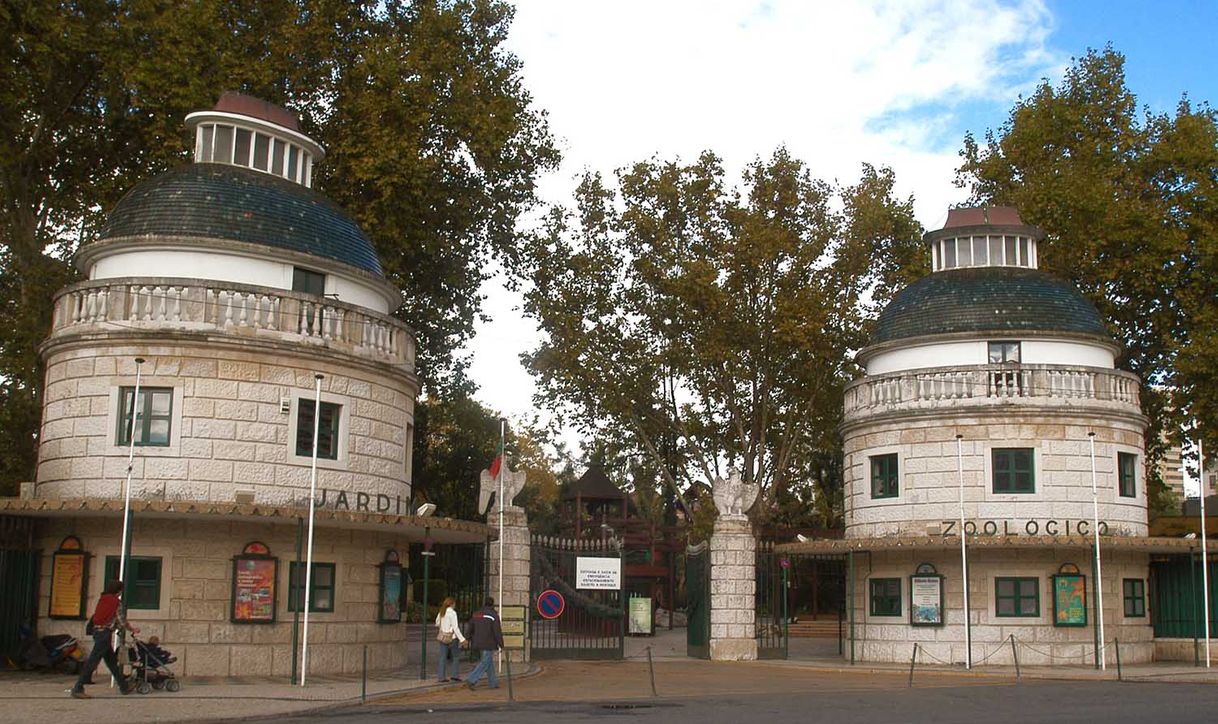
[843,363,1140,419]
[52,278,415,370]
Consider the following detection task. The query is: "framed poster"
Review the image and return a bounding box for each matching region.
[378,551,403,623]
[909,565,944,627]
[49,536,88,620]
[1052,569,1087,627]
[628,596,654,635]
[231,542,278,624]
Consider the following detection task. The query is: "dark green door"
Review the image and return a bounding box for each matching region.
[686,544,710,659]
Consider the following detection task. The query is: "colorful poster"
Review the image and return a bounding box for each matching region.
[1053,574,1087,627]
[910,575,943,626]
[232,557,277,623]
[49,552,87,619]
[379,563,402,623]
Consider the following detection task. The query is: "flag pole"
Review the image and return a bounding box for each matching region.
[1088,431,1106,670]
[1199,428,1211,668]
[956,434,971,669]
[115,356,145,689]
[497,418,505,671]
[300,373,324,686]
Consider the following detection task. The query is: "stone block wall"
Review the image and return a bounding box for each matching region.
[845,548,1154,665]
[708,517,756,661]
[37,343,415,508]
[843,413,1149,538]
[487,507,530,662]
[35,516,418,677]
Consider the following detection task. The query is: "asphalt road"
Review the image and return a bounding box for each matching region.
[267,662,1218,724]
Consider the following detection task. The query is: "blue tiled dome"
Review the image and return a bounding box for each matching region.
[96,163,382,276]
[872,266,1109,344]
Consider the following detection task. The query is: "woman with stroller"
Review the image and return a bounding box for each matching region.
[70,580,137,699]
[434,596,466,682]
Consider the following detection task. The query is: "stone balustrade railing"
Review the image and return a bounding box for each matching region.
[844,363,1140,418]
[53,278,415,370]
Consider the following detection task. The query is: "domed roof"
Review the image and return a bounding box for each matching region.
[871,266,1109,345]
[95,163,382,275]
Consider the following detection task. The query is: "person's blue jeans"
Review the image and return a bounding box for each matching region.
[436,640,461,680]
[73,629,126,693]
[465,649,498,688]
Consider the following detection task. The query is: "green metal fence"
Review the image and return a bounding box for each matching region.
[529,535,624,660]
[686,542,710,659]
[755,541,787,659]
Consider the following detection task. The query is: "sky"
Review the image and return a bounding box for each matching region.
[463,0,1218,459]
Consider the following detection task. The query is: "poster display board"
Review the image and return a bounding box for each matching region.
[628,596,654,635]
[575,556,621,590]
[1053,569,1087,627]
[500,605,526,650]
[909,565,944,627]
[49,536,88,620]
[378,551,403,623]
[231,542,277,624]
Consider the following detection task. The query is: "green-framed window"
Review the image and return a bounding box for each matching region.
[1118,452,1137,498]
[288,561,336,613]
[869,578,901,617]
[292,267,326,296]
[987,341,1021,363]
[117,387,173,446]
[104,556,162,610]
[295,399,341,460]
[870,453,899,499]
[995,577,1039,617]
[1123,578,1146,617]
[992,448,1035,494]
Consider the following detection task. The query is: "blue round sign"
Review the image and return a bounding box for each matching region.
[537,589,565,620]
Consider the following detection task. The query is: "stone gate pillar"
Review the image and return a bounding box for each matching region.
[708,473,759,661]
[483,463,531,662]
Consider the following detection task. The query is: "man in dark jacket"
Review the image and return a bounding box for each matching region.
[464,596,505,690]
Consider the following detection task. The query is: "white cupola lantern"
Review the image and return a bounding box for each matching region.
[185,91,324,187]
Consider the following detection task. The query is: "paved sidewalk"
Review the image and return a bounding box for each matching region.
[0,665,537,724]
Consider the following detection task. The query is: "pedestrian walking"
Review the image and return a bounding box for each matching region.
[463,596,504,690]
[435,596,467,682]
[70,580,137,699]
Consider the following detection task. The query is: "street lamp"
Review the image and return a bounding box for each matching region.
[417,503,436,680]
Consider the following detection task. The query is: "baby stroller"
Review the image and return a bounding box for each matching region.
[125,634,180,694]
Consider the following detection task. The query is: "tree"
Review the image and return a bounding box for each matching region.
[523,150,923,528]
[956,47,1218,513]
[411,394,562,526]
[0,0,556,493]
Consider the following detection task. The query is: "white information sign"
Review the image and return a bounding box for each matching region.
[575,556,621,590]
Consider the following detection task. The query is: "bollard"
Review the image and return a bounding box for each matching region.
[1115,639,1122,682]
[908,644,918,688]
[504,651,515,702]
[1009,634,1020,682]
[647,646,657,697]
[361,645,368,703]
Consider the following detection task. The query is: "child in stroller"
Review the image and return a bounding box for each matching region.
[126,633,180,693]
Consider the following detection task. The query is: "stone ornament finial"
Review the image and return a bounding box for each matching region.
[479,462,526,516]
[712,472,758,519]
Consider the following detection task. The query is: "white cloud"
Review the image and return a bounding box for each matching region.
[465,0,1064,441]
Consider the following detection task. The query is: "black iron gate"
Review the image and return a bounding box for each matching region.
[686,542,710,659]
[529,536,624,660]
[0,516,39,659]
[755,541,787,659]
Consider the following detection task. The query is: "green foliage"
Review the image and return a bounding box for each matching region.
[956,47,1218,513]
[523,149,923,526]
[0,0,556,493]
[411,393,562,526]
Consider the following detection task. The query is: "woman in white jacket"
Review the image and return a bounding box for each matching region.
[435,597,467,682]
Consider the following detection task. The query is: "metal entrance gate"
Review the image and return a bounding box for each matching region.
[0,517,39,659]
[529,536,624,660]
[686,542,710,659]
[756,541,787,659]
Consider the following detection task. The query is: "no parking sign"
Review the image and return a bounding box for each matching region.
[536,589,565,619]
